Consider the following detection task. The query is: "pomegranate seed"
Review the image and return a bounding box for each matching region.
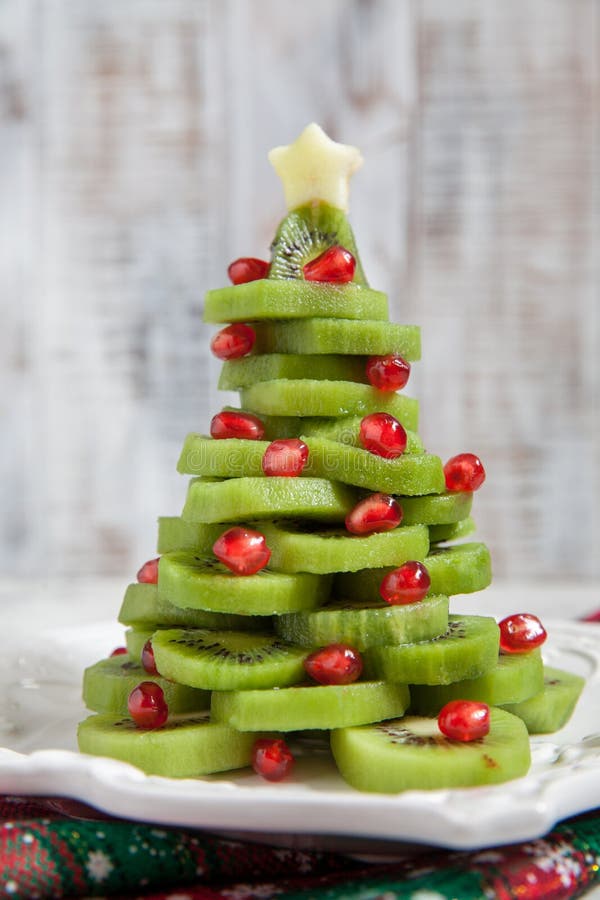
[499,613,547,654]
[438,700,490,742]
[366,355,411,392]
[444,453,486,492]
[137,558,159,584]
[345,493,403,535]
[110,646,127,657]
[210,324,256,360]
[359,413,407,459]
[262,439,309,477]
[304,644,363,685]
[213,527,271,575]
[303,245,356,283]
[210,410,265,441]
[228,257,270,285]
[252,738,295,782]
[380,561,430,605]
[128,681,168,729]
[141,640,159,675]
[582,608,600,623]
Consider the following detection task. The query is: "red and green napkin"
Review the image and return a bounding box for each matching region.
[0,795,598,899]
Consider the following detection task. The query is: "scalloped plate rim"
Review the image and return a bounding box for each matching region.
[0,618,598,851]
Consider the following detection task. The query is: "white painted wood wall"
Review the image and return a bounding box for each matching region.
[1,0,598,580]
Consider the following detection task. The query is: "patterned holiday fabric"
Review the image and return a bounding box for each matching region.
[0,796,598,899]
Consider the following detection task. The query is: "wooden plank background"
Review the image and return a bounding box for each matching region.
[1,0,598,580]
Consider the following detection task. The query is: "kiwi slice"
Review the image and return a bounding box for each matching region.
[125,627,156,660]
[157,516,225,554]
[268,201,368,283]
[78,712,270,778]
[218,354,369,391]
[330,708,531,792]
[502,666,585,733]
[241,380,419,428]
[400,492,473,526]
[182,476,358,523]
[427,543,493,594]
[82,654,210,716]
[334,542,492,600]
[429,517,476,543]
[211,681,410,732]
[246,411,414,449]
[158,552,331,616]
[252,319,421,359]
[176,436,436,491]
[177,435,268,478]
[274,594,449,651]
[303,436,444,495]
[151,628,308,691]
[204,281,388,323]
[363,615,500,685]
[261,520,429,574]
[301,416,424,454]
[118,582,265,631]
[410,648,545,715]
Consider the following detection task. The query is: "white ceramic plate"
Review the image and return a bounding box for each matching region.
[0,618,599,851]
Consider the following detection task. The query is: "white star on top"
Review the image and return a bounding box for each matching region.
[268,123,363,212]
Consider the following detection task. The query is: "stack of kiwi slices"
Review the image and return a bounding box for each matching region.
[78,125,585,792]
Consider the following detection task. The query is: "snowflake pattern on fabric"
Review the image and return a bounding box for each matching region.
[0,796,598,900]
[408,892,447,900]
[85,848,114,882]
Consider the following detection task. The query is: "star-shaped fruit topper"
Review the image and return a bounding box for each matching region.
[268,123,363,213]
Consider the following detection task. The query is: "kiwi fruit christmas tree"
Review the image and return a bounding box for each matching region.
[78,124,584,792]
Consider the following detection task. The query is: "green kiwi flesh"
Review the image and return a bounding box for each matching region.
[241,380,419,427]
[204,281,387,322]
[501,666,585,733]
[274,594,449,650]
[334,542,492,600]
[363,615,500,685]
[268,201,368,284]
[78,712,271,778]
[251,319,421,359]
[330,708,531,792]
[177,436,269,477]
[410,648,544,715]
[125,627,156,660]
[429,517,476,543]
[119,582,265,631]
[82,654,210,716]
[211,681,410,732]
[426,543,493,595]
[176,435,436,492]
[151,628,308,691]
[301,416,424,453]
[261,520,429,574]
[182,476,358,523]
[158,552,331,616]
[157,516,225,554]
[218,354,370,391]
[399,492,473,526]
[303,436,444,495]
